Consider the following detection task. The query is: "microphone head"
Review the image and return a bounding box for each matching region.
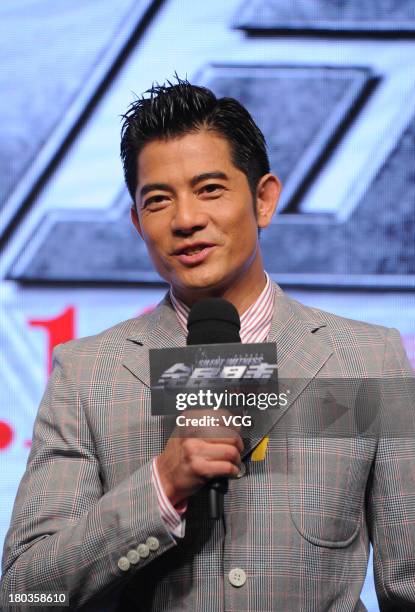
[187,298,241,345]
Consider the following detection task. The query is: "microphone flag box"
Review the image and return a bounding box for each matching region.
[149,342,280,416]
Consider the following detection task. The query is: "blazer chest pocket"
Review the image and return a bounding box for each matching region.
[287,437,376,548]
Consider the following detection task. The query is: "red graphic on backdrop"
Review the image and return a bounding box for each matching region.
[0,420,14,450]
[8,307,78,451]
[29,306,76,374]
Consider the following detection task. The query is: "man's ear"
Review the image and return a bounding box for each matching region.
[130,204,143,238]
[255,174,282,229]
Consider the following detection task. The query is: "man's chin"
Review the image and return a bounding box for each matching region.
[171,270,234,300]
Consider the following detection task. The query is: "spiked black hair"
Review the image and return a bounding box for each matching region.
[120,76,270,203]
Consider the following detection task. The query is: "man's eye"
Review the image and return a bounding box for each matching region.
[200,184,223,195]
[143,195,168,208]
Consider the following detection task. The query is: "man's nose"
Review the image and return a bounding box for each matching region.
[170,195,208,235]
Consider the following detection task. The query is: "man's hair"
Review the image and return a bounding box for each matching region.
[120,77,270,204]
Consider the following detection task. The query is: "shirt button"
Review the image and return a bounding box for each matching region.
[236,463,246,478]
[127,549,140,564]
[146,536,160,551]
[137,543,150,558]
[117,556,130,572]
[228,567,247,587]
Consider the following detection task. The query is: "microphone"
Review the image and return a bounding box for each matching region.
[187,298,241,519]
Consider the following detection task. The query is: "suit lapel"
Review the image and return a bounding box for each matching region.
[241,284,333,459]
[122,294,186,387]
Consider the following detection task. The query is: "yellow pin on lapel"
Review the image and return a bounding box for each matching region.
[251,436,269,461]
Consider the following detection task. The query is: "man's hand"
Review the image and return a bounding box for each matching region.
[156,409,244,507]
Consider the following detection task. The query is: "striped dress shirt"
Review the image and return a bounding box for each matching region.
[152,272,275,537]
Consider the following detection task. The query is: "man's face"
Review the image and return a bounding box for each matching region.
[131,130,279,306]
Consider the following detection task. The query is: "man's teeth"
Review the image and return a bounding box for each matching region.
[185,247,204,255]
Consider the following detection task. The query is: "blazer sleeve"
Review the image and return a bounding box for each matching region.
[366,328,415,611]
[0,343,179,611]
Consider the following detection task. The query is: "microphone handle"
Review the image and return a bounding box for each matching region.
[208,477,229,519]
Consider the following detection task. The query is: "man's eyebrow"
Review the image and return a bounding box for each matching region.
[139,183,172,199]
[190,172,229,187]
[139,172,229,199]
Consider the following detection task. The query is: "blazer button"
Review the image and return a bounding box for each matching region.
[117,556,130,572]
[236,463,246,478]
[228,567,247,587]
[137,543,150,558]
[127,549,140,565]
[146,536,160,551]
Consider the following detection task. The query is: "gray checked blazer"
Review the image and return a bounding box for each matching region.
[1,283,415,611]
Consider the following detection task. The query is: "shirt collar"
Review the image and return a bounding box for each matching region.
[169,272,275,343]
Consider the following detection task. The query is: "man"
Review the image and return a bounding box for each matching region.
[1,78,414,611]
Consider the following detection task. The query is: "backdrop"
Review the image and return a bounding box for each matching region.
[1,2,415,609]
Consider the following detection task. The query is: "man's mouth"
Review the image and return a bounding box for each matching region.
[173,243,216,265]
[182,246,205,255]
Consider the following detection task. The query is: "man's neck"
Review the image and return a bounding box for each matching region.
[218,271,268,316]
